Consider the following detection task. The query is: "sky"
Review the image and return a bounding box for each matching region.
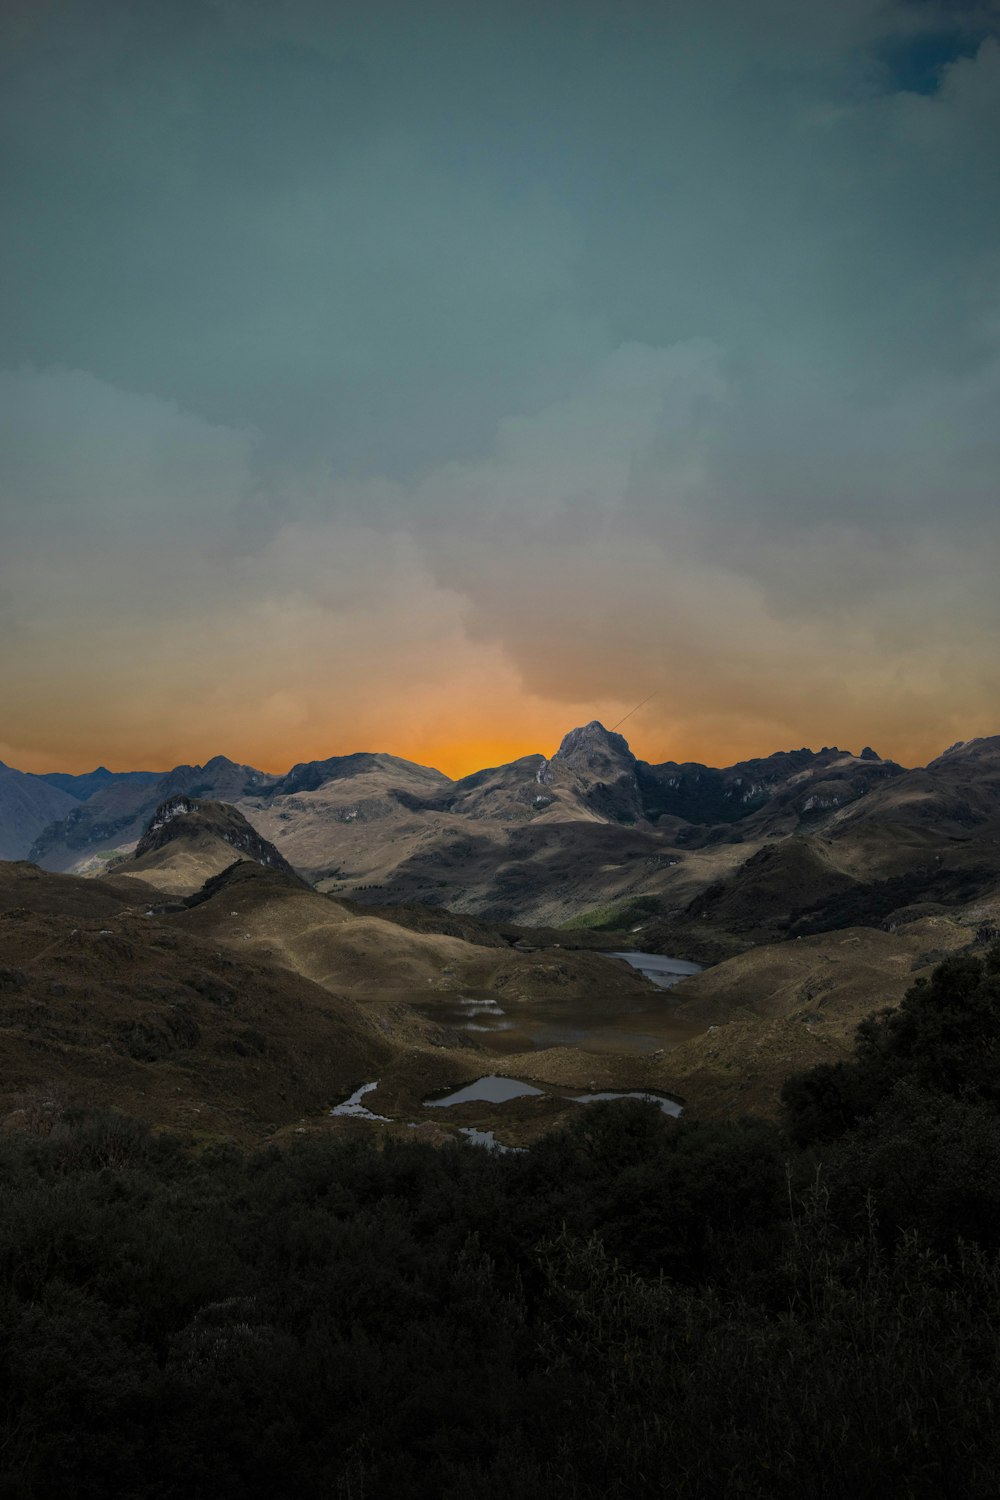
[2,0,999,777]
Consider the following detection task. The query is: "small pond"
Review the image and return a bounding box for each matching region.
[329,1081,390,1122]
[423,1075,544,1107]
[609,952,703,989]
[422,1074,683,1118]
[331,1077,684,1149]
[457,1127,525,1154]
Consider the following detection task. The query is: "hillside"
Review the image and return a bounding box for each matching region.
[0,762,78,860]
[658,902,999,1119]
[120,795,300,895]
[0,862,391,1142]
[233,725,930,930]
[824,736,1000,877]
[28,755,274,872]
[3,804,679,1143]
[10,723,1000,967]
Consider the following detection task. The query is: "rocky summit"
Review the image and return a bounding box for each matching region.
[132,795,298,882]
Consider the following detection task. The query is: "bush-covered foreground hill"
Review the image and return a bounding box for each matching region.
[3,947,1000,1500]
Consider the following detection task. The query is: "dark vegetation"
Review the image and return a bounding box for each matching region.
[690,853,999,945]
[790,863,999,936]
[4,948,1000,1498]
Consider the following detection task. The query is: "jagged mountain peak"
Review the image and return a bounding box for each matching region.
[133,796,298,881]
[555,721,635,765]
[547,722,643,824]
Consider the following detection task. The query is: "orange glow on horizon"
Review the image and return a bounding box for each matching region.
[10,719,974,783]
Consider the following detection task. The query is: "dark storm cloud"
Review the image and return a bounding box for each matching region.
[1,0,998,769]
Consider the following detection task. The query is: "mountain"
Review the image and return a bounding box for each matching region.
[822,735,1000,876]
[264,750,450,801]
[638,745,905,835]
[6,731,1000,1140]
[0,761,78,861]
[28,755,275,873]
[39,766,163,801]
[120,796,300,895]
[546,720,645,822]
[10,723,1000,953]
[233,727,914,928]
[239,751,458,887]
[628,741,1000,959]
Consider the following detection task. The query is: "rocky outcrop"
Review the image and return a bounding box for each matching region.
[133,797,298,878]
[551,721,644,823]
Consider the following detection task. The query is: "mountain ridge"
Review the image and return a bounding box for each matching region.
[0,762,79,862]
[5,724,998,948]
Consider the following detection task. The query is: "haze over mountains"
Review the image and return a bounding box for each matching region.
[0,761,78,862]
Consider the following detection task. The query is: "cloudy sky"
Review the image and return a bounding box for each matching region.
[2,0,998,775]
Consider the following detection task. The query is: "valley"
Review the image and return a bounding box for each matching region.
[3,722,1000,1146]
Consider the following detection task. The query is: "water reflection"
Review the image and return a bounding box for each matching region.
[457,1127,525,1153]
[423,1075,544,1107]
[330,1081,390,1121]
[609,952,703,989]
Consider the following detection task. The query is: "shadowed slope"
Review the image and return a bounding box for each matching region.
[0,763,78,861]
[825,736,1000,877]
[29,756,274,873]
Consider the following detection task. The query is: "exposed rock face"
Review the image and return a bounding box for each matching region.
[229,727,916,923]
[133,797,298,879]
[555,721,635,770]
[551,721,644,823]
[638,746,904,833]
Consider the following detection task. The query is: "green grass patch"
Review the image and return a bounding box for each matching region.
[560,896,662,932]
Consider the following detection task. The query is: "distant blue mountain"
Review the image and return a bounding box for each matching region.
[39,767,164,802]
[0,762,78,860]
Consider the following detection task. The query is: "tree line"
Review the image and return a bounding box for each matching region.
[2,945,1000,1498]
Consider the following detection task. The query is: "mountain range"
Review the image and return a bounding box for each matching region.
[7,723,1000,943]
[3,715,1000,1142]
